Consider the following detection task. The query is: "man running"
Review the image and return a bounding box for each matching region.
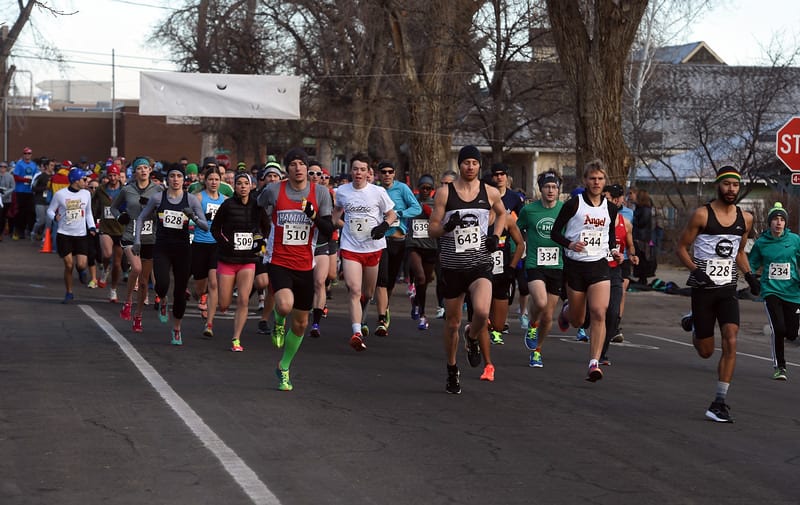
[676,165,757,423]
[428,145,506,393]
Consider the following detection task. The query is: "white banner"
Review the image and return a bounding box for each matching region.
[139,71,301,119]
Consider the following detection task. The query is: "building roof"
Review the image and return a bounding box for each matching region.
[631,41,725,65]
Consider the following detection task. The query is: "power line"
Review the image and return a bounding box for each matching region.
[13,44,174,63]
[9,53,175,72]
[109,0,177,10]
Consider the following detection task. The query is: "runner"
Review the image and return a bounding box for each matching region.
[516,170,564,368]
[46,168,96,303]
[551,160,621,382]
[407,175,438,330]
[135,163,208,345]
[112,157,160,332]
[676,165,757,423]
[307,161,336,338]
[747,202,799,380]
[92,164,125,302]
[257,148,333,389]
[254,162,284,336]
[331,152,396,352]
[190,165,227,338]
[428,145,506,393]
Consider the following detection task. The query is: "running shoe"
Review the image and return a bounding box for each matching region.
[87,280,98,289]
[144,294,150,306]
[446,366,461,394]
[502,323,509,334]
[272,322,285,348]
[480,364,495,381]
[257,320,273,336]
[109,288,118,303]
[418,316,429,331]
[599,356,611,366]
[198,293,208,311]
[464,334,481,368]
[490,330,504,345]
[309,323,321,338]
[529,350,543,368]
[407,282,416,299]
[680,312,693,332]
[773,367,788,381]
[435,306,445,319]
[153,295,160,310]
[171,329,183,346]
[524,326,538,350]
[98,270,108,288]
[322,304,328,318]
[158,298,168,324]
[410,304,420,321]
[520,313,530,331]
[61,292,74,304]
[705,401,733,423]
[132,315,143,333]
[231,339,243,352]
[79,269,89,285]
[375,321,389,337]
[611,331,624,343]
[575,328,589,342]
[586,363,603,382]
[276,367,293,391]
[557,302,570,332]
[350,332,366,352]
[361,323,370,337]
[202,323,214,339]
[257,292,264,311]
[120,301,132,320]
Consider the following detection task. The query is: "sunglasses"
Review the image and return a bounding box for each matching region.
[380,169,395,175]
[322,175,330,179]
[419,185,433,191]
[308,171,323,176]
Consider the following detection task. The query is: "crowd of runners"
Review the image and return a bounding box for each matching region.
[4,145,799,423]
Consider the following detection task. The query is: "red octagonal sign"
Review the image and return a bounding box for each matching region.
[777,117,800,171]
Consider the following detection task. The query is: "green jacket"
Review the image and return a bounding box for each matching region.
[749,229,800,304]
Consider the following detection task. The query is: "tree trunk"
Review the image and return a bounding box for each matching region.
[546,0,648,184]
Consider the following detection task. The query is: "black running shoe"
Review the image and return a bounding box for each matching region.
[681,313,693,332]
[705,401,734,423]
[464,334,481,368]
[446,366,461,394]
[257,320,273,335]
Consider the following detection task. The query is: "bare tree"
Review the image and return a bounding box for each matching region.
[545,0,648,183]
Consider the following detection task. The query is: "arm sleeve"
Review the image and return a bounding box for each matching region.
[189,196,209,231]
[210,200,225,243]
[607,204,618,251]
[47,192,59,220]
[135,193,160,244]
[550,197,579,248]
[401,186,421,220]
[84,193,96,231]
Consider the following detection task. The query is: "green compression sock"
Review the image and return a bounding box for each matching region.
[274,309,286,327]
[279,329,303,371]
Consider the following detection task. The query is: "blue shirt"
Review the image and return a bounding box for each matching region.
[13,159,39,193]
[383,181,421,236]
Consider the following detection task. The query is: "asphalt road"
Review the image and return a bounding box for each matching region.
[2,238,799,505]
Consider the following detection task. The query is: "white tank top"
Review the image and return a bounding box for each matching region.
[563,195,611,262]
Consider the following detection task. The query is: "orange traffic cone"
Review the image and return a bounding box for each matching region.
[40,228,53,253]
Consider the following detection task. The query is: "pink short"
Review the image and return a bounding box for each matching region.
[216,261,256,276]
[340,249,382,268]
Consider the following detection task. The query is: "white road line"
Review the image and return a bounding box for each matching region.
[636,333,800,368]
[80,305,281,505]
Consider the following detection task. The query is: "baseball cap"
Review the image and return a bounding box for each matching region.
[604,184,624,198]
[61,160,73,169]
[107,165,121,176]
[490,162,508,175]
[23,147,32,154]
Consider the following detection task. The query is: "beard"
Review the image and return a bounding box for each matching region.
[717,186,738,206]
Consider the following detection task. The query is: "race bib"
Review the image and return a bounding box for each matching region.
[453,225,480,253]
[141,219,153,235]
[411,219,429,239]
[537,247,559,266]
[580,230,603,256]
[705,258,733,285]
[349,217,370,240]
[205,203,220,221]
[491,250,504,275]
[233,232,254,251]
[162,209,185,229]
[103,206,113,219]
[769,262,791,280]
[65,208,82,225]
[283,222,310,245]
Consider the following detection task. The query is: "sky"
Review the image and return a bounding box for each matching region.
[7,0,800,100]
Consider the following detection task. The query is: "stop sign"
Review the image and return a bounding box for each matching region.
[776,117,800,171]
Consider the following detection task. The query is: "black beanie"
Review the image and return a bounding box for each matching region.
[458,145,481,166]
[283,147,308,168]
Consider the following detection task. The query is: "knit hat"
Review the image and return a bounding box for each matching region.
[68,169,86,184]
[236,161,248,171]
[132,157,150,170]
[283,147,308,168]
[457,145,481,166]
[715,165,741,183]
[417,174,435,188]
[768,202,788,223]
[185,163,198,175]
[107,165,121,176]
[166,163,185,177]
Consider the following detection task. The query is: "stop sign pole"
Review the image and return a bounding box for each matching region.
[777,116,800,173]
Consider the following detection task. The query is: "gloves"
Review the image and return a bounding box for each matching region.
[205,212,213,220]
[485,235,501,253]
[745,271,761,296]
[117,212,131,225]
[370,221,390,240]
[303,200,317,220]
[132,243,141,256]
[691,268,713,287]
[182,207,196,220]
[443,211,462,232]
[503,266,517,283]
[139,196,149,206]
[421,204,432,218]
